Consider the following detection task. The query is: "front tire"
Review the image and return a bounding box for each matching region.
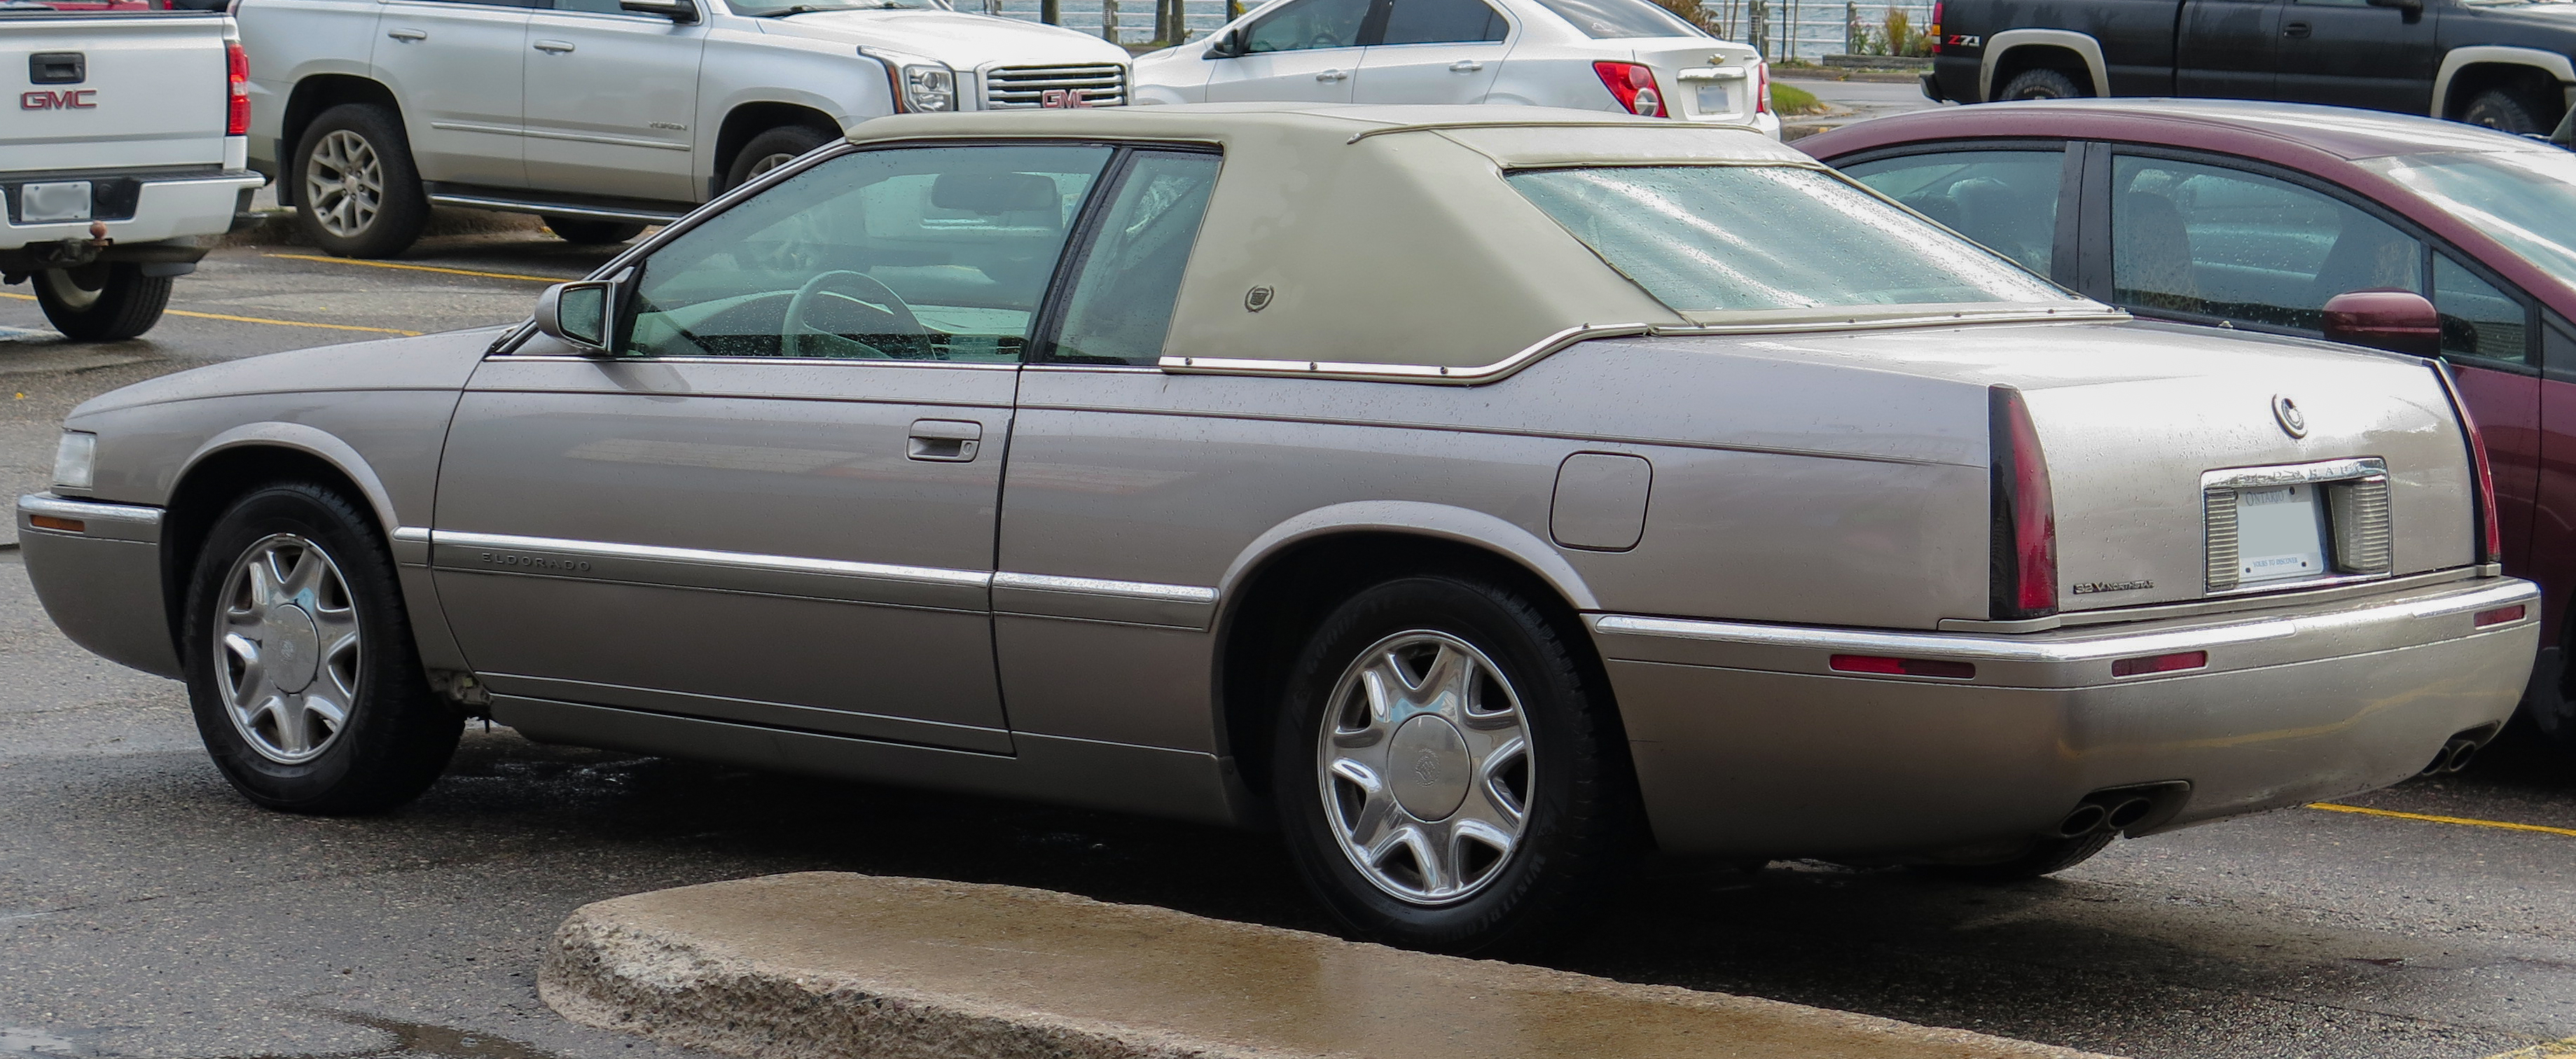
[1273,574,1638,955]
[1997,68,2084,101]
[32,263,170,340]
[293,103,430,259]
[2462,88,2544,135]
[182,482,460,814]
[723,125,834,193]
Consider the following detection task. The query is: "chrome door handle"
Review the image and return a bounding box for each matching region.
[908,420,983,462]
[1448,60,1483,71]
[534,39,576,53]
[386,27,427,40]
[1315,69,1348,81]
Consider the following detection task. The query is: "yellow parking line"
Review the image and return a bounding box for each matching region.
[2483,1038,2576,1059]
[0,292,420,335]
[264,253,567,284]
[2308,802,2576,838]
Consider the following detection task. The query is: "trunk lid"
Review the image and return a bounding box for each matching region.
[1621,38,1764,125]
[1,13,233,174]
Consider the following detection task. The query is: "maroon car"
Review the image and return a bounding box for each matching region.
[1801,99,2576,747]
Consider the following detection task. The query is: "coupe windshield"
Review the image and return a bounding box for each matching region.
[731,0,946,15]
[2360,150,2576,281]
[1507,165,2077,314]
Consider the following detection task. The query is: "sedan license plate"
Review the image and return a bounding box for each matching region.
[1694,84,1731,113]
[2234,483,2327,583]
[20,181,92,223]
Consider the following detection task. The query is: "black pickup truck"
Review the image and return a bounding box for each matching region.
[1921,0,2576,134]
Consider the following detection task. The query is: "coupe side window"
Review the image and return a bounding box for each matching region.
[1840,150,2064,278]
[1378,0,1509,44]
[1051,153,1223,366]
[2110,155,2420,334]
[618,144,1112,361]
[1244,0,1374,53]
[2434,254,2530,365]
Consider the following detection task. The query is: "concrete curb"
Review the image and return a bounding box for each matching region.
[541,872,2124,1059]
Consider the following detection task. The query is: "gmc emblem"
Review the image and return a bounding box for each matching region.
[20,90,97,111]
[1039,89,1092,109]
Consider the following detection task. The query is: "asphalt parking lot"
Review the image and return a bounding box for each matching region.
[6,222,2576,1059]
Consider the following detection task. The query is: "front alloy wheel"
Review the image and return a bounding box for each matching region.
[1318,632,1533,904]
[214,534,362,764]
[304,130,385,240]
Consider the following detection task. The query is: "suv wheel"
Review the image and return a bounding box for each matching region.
[32,263,171,341]
[1997,68,2084,100]
[2462,88,2544,134]
[723,125,834,192]
[183,482,461,814]
[542,216,649,245]
[1273,574,1639,955]
[293,104,430,259]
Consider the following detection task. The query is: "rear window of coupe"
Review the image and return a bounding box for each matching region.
[1505,165,2079,314]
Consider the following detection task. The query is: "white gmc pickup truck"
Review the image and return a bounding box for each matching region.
[2,12,264,340]
[236,0,1132,258]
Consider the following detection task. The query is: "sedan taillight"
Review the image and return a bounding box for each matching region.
[1990,385,2058,619]
[2432,363,2505,565]
[226,42,250,136]
[1753,57,1770,114]
[1593,61,1666,118]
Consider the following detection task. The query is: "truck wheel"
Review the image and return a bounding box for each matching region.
[723,125,834,192]
[31,263,171,341]
[293,104,430,259]
[542,216,648,245]
[2462,88,2543,134]
[1273,574,1640,955]
[1998,68,2084,101]
[1934,832,2114,882]
[182,481,461,815]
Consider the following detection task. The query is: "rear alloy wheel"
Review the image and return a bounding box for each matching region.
[294,104,429,258]
[31,263,172,341]
[543,216,648,245]
[723,125,834,192]
[1997,68,2084,101]
[2462,88,2544,135]
[1275,575,1637,955]
[183,483,460,814]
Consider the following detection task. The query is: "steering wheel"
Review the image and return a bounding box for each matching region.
[780,270,925,358]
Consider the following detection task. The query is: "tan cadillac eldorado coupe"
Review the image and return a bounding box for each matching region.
[15,104,2539,953]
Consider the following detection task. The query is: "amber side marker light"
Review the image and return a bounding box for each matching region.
[28,515,84,533]
[2112,651,2207,678]
[1830,654,1976,679]
[2474,604,2527,628]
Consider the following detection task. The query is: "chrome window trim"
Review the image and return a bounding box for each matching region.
[1592,578,2537,664]
[992,572,1217,604]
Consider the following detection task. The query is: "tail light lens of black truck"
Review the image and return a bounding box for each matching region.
[1929,1,1944,55]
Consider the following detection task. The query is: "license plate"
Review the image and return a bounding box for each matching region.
[2234,484,2327,583]
[1694,84,1731,113]
[20,181,92,223]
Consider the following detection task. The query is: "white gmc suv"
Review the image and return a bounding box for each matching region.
[4,11,265,340]
[235,0,1130,257]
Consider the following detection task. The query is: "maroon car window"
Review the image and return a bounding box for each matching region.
[2433,254,2529,365]
[2110,155,2420,333]
[1840,151,2062,279]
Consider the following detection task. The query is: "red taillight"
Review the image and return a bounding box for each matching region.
[226,42,251,137]
[1991,385,2058,619]
[1593,61,1666,118]
[1830,655,1977,679]
[2474,604,2527,628]
[2433,364,2504,565]
[1928,1,1944,55]
[1752,58,1770,114]
[2111,651,2207,677]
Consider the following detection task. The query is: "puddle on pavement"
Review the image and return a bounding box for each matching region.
[0,1011,574,1059]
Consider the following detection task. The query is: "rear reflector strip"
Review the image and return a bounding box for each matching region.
[2474,604,2527,628]
[2111,650,2208,677]
[1830,654,1976,679]
[28,515,83,533]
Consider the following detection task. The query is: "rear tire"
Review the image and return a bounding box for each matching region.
[182,482,460,815]
[543,216,647,245]
[723,125,834,192]
[2462,88,2544,134]
[1997,68,2084,101]
[1272,574,1639,955]
[32,263,170,340]
[1932,832,2114,882]
[293,103,430,259]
